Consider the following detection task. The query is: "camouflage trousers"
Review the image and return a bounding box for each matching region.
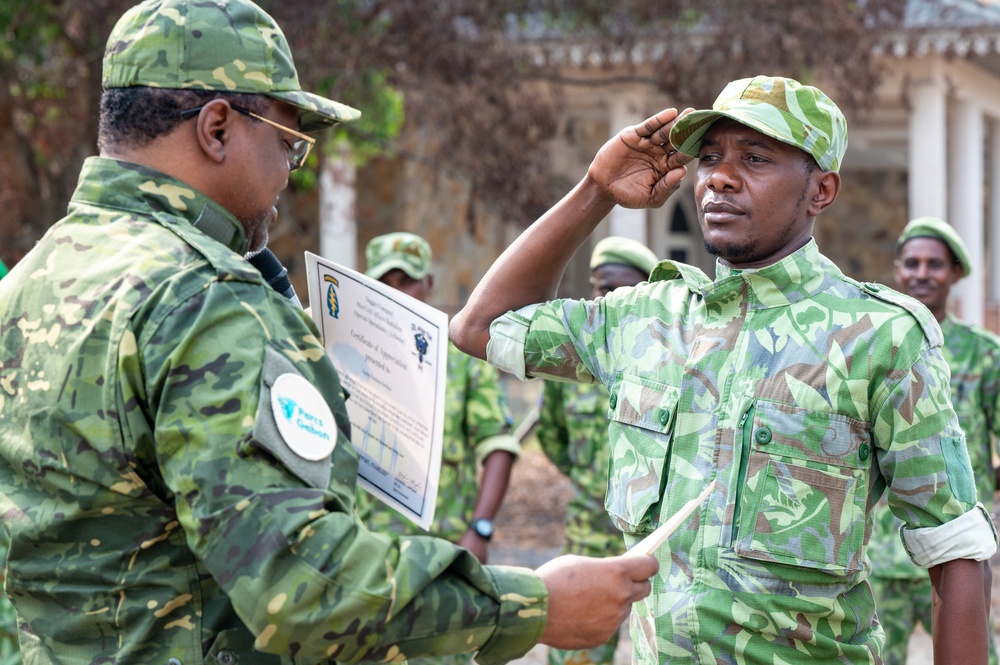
[871,575,997,665]
[547,627,619,665]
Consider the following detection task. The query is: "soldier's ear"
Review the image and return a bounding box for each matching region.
[192,99,236,166]
[807,170,840,218]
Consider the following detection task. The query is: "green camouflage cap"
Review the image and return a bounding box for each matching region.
[669,75,848,172]
[590,236,659,277]
[365,232,432,281]
[897,216,972,277]
[102,0,360,132]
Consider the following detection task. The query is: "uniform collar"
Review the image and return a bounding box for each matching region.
[710,239,840,308]
[71,157,248,254]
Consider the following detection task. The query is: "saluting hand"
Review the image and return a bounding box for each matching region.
[586,107,695,210]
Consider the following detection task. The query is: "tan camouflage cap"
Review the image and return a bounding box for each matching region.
[897,216,972,277]
[102,0,360,132]
[365,232,432,281]
[669,76,848,172]
[590,236,659,277]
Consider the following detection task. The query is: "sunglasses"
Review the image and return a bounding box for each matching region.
[180,103,315,171]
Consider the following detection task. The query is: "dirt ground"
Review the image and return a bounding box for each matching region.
[488,445,1000,665]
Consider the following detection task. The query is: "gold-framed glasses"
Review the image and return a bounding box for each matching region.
[180,104,315,171]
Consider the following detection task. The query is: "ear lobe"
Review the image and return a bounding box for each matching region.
[807,170,841,217]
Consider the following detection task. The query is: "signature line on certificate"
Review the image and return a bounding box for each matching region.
[627,480,717,557]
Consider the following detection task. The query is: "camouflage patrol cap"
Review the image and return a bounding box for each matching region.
[102,0,360,132]
[669,75,848,172]
[590,236,659,277]
[365,232,432,281]
[897,216,972,277]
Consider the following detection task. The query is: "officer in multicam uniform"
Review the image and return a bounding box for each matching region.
[537,236,659,665]
[451,75,999,664]
[870,216,1000,665]
[358,232,519,568]
[0,1,659,663]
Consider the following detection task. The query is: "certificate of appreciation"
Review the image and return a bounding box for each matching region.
[305,251,447,530]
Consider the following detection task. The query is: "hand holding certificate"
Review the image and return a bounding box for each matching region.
[627,481,716,557]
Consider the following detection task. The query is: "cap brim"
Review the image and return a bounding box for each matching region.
[269,89,361,132]
[365,258,429,282]
[669,109,800,161]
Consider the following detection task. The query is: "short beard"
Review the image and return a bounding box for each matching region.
[704,238,753,258]
[241,209,272,254]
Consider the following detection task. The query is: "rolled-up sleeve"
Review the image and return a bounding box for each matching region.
[901,502,998,568]
[487,305,540,380]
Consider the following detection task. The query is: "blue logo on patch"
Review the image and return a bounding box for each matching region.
[278,396,297,421]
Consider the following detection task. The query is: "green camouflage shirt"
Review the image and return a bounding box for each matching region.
[536,381,625,557]
[0,157,546,665]
[358,342,520,542]
[870,313,1000,579]
[489,240,992,664]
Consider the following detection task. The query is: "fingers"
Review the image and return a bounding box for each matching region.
[636,108,681,142]
[620,552,659,582]
[635,106,697,153]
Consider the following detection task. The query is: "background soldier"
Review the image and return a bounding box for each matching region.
[359,231,521,665]
[537,236,659,665]
[870,216,1000,665]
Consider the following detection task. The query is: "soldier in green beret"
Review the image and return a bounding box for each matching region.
[0,1,658,663]
[452,76,997,664]
[869,216,1000,665]
[538,236,659,665]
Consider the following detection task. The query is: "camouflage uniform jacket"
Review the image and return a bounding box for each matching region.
[870,313,1000,579]
[488,240,996,664]
[359,342,520,541]
[0,157,547,665]
[536,381,625,558]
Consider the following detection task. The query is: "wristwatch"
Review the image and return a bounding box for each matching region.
[471,517,495,541]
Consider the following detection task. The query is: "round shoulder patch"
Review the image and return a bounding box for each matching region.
[270,373,338,461]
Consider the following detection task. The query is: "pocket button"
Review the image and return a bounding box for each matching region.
[859,443,871,461]
[754,426,772,444]
[659,408,671,426]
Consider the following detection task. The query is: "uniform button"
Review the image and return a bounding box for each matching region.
[609,393,617,409]
[659,408,671,426]
[754,427,772,444]
[859,443,871,461]
[217,651,237,665]
[863,282,881,293]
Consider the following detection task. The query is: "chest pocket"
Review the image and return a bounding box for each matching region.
[605,374,680,535]
[734,399,870,576]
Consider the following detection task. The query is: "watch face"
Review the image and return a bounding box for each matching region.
[473,518,494,539]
